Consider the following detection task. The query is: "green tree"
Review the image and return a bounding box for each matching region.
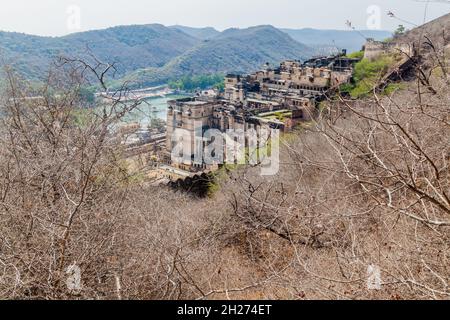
[394,25,406,36]
[77,86,96,104]
[149,117,166,132]
[168,74,224,91]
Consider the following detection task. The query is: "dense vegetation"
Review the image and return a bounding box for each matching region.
[0,24,394,90]
[118,25,314,89]
[168,74,224,91]
[0,24,201,81]
[169,25,220,40]
[0,24,390,90]
[340,53,400,98]
[346,50,365,59]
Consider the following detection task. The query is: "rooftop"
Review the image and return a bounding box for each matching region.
[168,97,213,107]
[184,100,210,106]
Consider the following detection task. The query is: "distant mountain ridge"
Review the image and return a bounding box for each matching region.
[0,24,200,80]
[0,23,393,89]
[119,25,315,88]
[171,25,392,53]
[280,28,392,53]
[169,25,220,40]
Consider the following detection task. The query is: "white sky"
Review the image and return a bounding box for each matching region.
[0,0,449,36]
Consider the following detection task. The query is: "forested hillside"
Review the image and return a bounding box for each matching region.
[1,23,393,89]
[0,24,200,80]
[169,25,220,40]
[118,25,315,88]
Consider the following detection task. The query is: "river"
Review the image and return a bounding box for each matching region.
[122,94,189,126]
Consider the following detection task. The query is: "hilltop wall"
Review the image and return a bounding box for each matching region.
[364,39,415,60]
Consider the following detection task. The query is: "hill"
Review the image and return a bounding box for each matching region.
[281,28,392,53]
[393,12,450,46]
[0,23,394,89]
[169,25,393,52]
[0,24,200,80]
[120,25,315,88]
[169,25,220,40]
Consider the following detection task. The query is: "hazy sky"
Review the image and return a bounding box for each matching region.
[0,0,449,36]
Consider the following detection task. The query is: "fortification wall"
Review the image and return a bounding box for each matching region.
[364,40,414,60]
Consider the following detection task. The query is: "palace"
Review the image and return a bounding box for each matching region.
[166,51,360,172]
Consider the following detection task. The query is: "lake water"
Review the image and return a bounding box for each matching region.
[123,94,188,126]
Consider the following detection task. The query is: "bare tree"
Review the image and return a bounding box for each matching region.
[222,31,449,299]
